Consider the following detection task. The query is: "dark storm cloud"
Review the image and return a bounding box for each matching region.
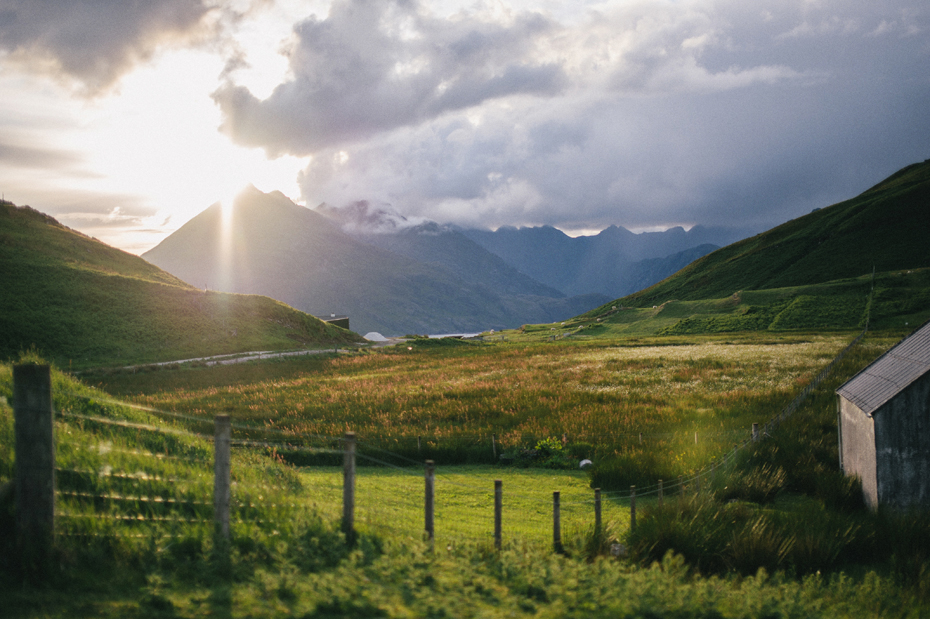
[279,0,930,233]
[213,0,567,155]
[0,0,218,93]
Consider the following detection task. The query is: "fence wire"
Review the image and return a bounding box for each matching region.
[10,327,867,549]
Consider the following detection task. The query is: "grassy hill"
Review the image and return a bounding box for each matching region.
[504,159,930,339]
[0,201,361,369]
[620,159,930,307]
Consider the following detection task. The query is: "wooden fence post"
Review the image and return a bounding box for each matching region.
[424,460,435,544]
[752,423,760,442]
[658,479,663,506]
[213,415,231,540]
[343,432,356,542]
[594,488,602,532]
[553,491,562,553]
[13,364,55,569]
[491,434,497,459]
[630,485,636,533]
[494,479,502,550]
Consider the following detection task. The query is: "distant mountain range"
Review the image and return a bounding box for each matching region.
[144,191,744,335]
[462,225,752,298]
[143,189,606,335]
[318,199,754,299]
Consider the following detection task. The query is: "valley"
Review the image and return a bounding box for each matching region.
[2,159,930,616]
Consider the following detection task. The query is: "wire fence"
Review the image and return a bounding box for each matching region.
[6,328,865,554]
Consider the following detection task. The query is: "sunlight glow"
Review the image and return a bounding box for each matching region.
[82,50,306,227]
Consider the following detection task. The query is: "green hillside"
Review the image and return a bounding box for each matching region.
[0,202,361,369]
[499,160,930,340]
[621,159,930,307]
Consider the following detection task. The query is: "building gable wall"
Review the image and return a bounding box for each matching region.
[874,370,930,508]
[839,398,878,509]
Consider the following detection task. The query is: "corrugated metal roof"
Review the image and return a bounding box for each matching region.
[837,320,930,416]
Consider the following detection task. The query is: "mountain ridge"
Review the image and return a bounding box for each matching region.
[143,188,608,335]
[461,223,754,298]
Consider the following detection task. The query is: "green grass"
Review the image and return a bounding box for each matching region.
[496,269,929,344]
[296,465,631,548]
[0,202,362,369]
[3,333,930,617]
[628,334,930,590]
[84,332,869,487]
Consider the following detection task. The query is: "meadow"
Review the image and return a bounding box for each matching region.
[88,332,881,489]
[4,330,930,617]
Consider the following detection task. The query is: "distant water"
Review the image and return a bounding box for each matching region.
[428,332,483,339]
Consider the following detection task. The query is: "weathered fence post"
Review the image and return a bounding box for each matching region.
[213,415,231,540]
[491,434,497,459]
[594,488,602,532]
[494,479,502,550]
[343,432,356,542]
[553,491,562,553]
[417,436,422,453]
[13,364,55,570]
[752,423,760,442]
[630,485,636,533]
[694,431,698,444]
[424,460,435,544]
[658,479,663,506]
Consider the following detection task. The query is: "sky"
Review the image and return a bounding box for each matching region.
[1,0,928,255]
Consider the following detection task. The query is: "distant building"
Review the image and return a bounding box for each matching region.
[836,320,930,509]
[319,314,350,330]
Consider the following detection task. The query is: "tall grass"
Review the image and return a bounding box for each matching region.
[627,334,930,598]
[88,334,855,484]
[4,350,930,616]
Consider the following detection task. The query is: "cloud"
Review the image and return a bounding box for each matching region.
[282,0,930,234]
[6,0,928,250]
[316,200,428,234]
[0,0,221,94]
[0,140,87,172]
[213,0,567,155]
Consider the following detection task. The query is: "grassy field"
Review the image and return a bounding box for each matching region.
[297,465,632,548]
[84,332,886,490]
[4,342,930,617]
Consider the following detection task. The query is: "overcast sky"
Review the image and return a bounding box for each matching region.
[1,0,928,253]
